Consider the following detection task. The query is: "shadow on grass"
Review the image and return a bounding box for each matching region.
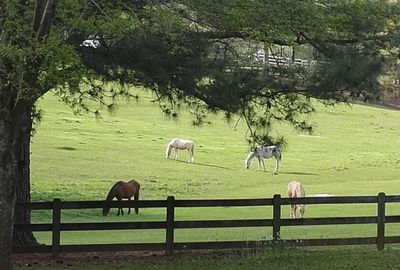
[55,146,77,151]
[280,171,319,176]
[171,159,231,170]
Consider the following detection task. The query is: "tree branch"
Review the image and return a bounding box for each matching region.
[35,0,57,39]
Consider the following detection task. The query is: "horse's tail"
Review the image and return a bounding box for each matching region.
[134,183,140,214]
[102,181,120,216]
[165,143,172,159]
[297,183,305,217]
[191,143,195,161]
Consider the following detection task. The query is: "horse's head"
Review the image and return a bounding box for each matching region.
[102,207,110,216]
[245,150,256,169]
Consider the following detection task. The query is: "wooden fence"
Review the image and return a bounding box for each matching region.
[251,51,318,67]
[13,192,400,256]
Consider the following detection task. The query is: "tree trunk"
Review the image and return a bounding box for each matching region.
[0,98,34,270]
[13,115,38,246]
[0,107,17,270]
[9,0,58,248]
[0,175,15,270]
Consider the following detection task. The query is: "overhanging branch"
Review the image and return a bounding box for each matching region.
[33,0,57,39]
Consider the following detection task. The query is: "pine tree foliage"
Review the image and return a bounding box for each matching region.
[0,1,399,267]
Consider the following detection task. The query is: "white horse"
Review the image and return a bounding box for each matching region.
[287,181,305,218]
[165,138,195,163]
[244,145,281,174]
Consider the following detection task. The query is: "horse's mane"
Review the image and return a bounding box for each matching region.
[106,181,123,201]
[245,150,256,161]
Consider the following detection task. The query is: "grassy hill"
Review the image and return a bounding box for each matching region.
[30,91,400,245]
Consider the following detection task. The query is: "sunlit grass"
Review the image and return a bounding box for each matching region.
[30,90,400,244]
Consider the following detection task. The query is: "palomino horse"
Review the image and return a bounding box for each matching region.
[102,179,140,216]
[244,145,281,174]
[165,138,195,163]
[287,181,305,218]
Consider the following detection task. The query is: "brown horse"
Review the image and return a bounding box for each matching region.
[102,180,140,216]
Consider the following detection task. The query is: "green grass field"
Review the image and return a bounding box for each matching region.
[29,90,400,246]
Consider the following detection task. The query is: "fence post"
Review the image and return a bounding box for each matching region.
[52,198,61,257]
[377,192,386,251]
[166,196,175,256]
[272,194,281,241]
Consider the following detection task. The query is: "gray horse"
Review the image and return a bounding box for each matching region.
[244,145,281,173]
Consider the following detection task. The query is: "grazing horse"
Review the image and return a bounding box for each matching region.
[244,145,281,174]
[102,180,140,216]
[165,138,195,163]
[287,181,305,218]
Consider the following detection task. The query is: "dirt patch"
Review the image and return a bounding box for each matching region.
[13,250,165,268]
[13,249,242,268]
[13,249,247,267]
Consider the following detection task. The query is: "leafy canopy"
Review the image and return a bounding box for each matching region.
[1,0,399,146]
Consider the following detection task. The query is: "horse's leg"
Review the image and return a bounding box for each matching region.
[257,157,265,171]
[187,149,193,162]
[274,158,279,174]
[300,205,305,218]
[190,146,194,162]
[134,191,139,214]
[116,198,121,216]
[128,198,131,215]
[120,198,124,216]
[174,148,179,160]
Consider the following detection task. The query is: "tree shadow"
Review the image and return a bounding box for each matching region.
[55,146,77,151]
[280,171,319,176]
[171,159,231,170]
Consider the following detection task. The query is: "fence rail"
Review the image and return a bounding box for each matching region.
[13,193,400,256]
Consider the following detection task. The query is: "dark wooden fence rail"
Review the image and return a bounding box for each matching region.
[13,193,400,256]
